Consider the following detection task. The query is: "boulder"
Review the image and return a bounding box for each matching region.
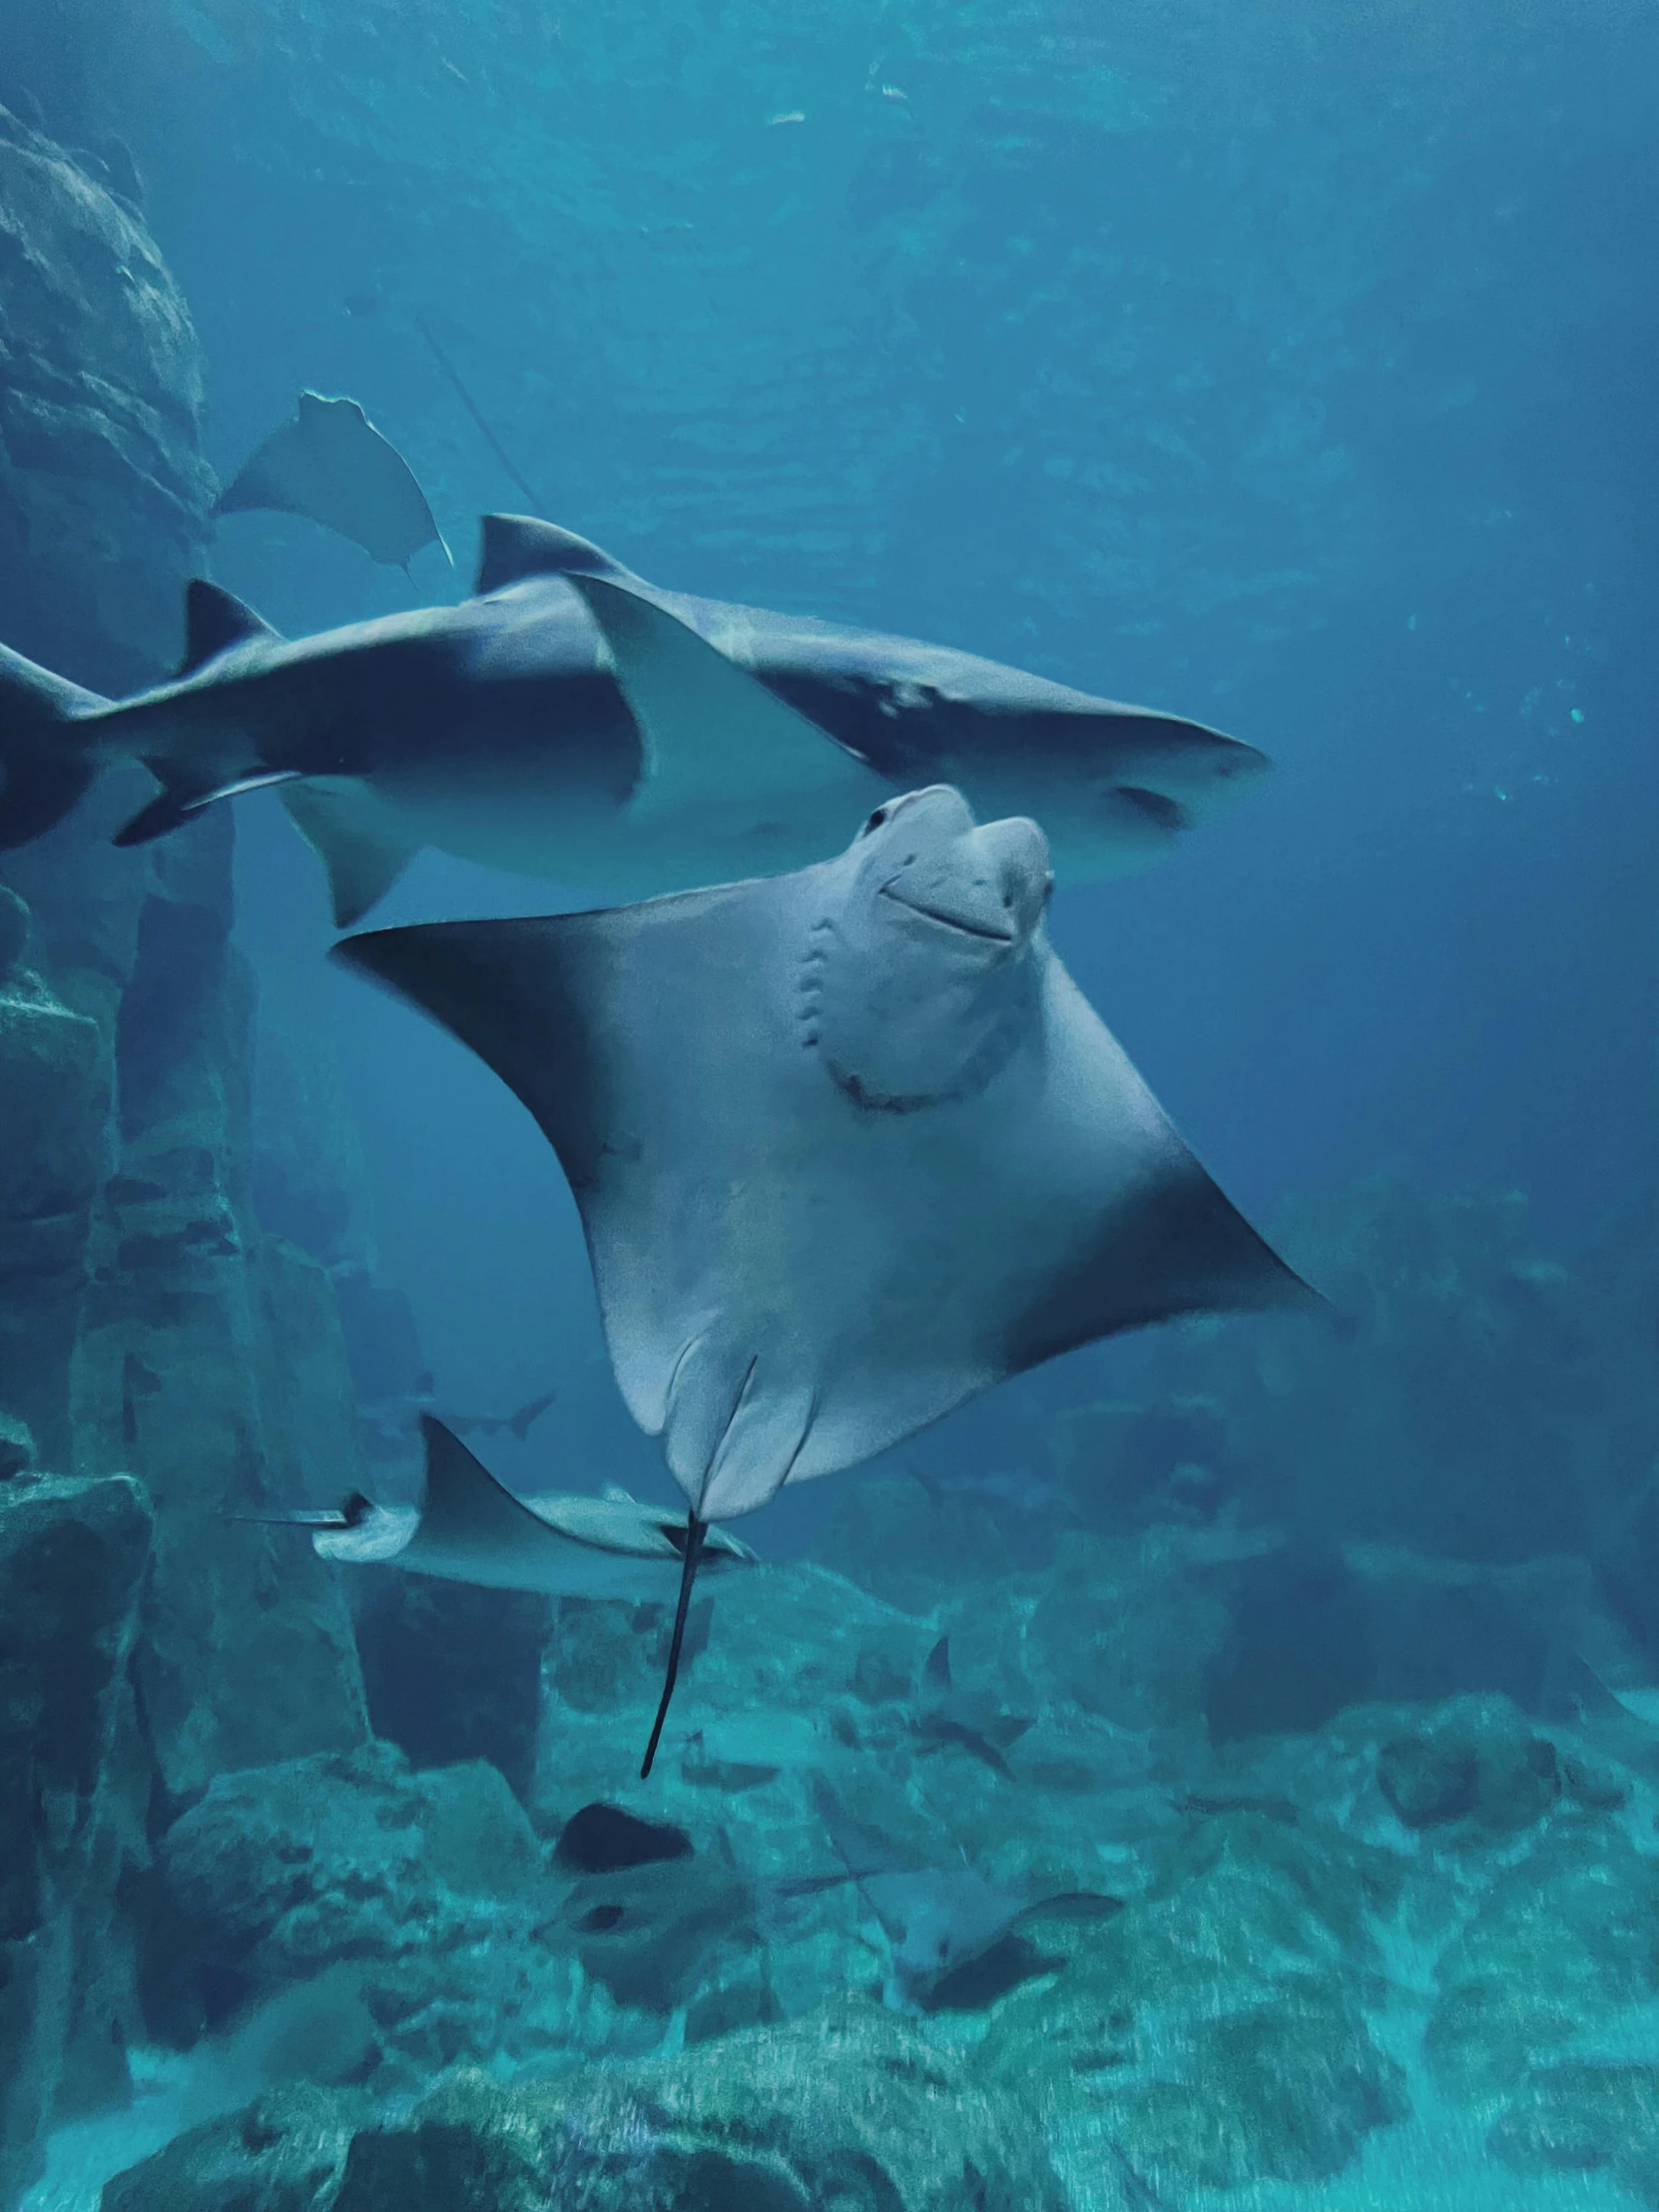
[104,2004,1066,2212]
[102,2085,358,2212]
[816,1471,1016,1613]
[356,1578,551,1806]
[1424,1821,1659,2104]
[151,1743,580,2081]
[0,927,110,1464]
[1376,1694,1560,1834]
[158,1743,546,1985]
[975,1810,1406,2191]
[1489,2063,1659,2204]
[0,1471,151,2209]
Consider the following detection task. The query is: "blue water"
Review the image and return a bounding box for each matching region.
[193,0,1657,1532]
[5,0,1659,2204]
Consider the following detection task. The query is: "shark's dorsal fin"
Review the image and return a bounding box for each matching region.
[178,580,280,677]
[600,1482,637,1503]
[924,1635,953,1691]
[475,515,628,596]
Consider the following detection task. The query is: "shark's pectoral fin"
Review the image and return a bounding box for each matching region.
[114,767,303,846]
[566,573,871,838]
[280,782,421,928]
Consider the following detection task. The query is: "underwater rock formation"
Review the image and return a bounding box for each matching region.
[0,101,367,1800]
[0,1470,151,2210]
[975,1807,1407,2192]
[0,102,212,689]
[1424,1817,1659,2106]
[0,102,376,2208]
[0,884,109,1465]
[106,2001,1066,2212]
[355,1580,551,1807]
[153,1742,568,2082]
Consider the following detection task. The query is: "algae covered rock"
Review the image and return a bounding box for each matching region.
[101,2085,358,2212]
[1377,1693,1560,1832]
[1424,1821,1659,2104]
[975,1810,1405,2190]
[159,1742,546,1982]
[103,2004,1063,2212]
[1489,2063,1659,2202]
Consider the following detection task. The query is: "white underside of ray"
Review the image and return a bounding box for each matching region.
[556,867,1191,1521]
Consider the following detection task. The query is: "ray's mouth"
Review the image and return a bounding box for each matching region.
[878,881,1017,943]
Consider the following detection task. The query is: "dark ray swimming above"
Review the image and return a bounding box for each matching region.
[253,1412,758,1602]
[0,513,1269,922]
[215,390,449,573]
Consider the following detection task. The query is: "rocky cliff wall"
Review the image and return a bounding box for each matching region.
[0,104,367,2206]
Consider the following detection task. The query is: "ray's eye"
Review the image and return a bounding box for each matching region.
[861,806,890,836]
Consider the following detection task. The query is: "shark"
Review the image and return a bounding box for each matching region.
[0,514,1270,924]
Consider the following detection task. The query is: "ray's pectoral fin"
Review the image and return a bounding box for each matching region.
[280,782,422,928]
[1014,1154,1322,1376]
[566,572,867,833]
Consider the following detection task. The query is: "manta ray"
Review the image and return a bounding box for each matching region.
[335,601,1316,1770]
[215,391,450,573]
[0,513,1266,923]
[255,1413,757,1603]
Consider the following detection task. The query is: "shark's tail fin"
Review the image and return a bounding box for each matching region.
[0,644,108,848]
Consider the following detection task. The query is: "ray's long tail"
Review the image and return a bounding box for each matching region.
[0,643,108,847]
